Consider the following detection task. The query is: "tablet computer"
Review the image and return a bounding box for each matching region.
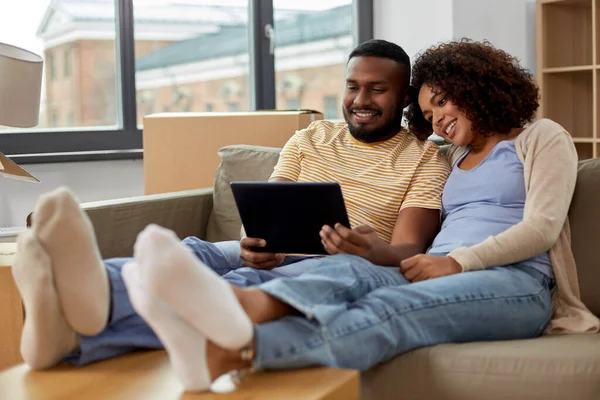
[230,181,351,255]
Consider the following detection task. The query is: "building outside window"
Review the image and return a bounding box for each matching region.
[287,98,300,110]
[323,95,339,119]
[64,47,71,78]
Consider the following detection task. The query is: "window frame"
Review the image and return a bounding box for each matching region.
[1,0,373,164]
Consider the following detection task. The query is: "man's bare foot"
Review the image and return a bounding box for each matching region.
[12,231,79,369]
[32,187,109,336]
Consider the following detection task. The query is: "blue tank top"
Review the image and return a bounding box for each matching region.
[428,140,553,277]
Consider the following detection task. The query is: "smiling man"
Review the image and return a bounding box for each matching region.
[270,39,450,258]
[13,40,451,370]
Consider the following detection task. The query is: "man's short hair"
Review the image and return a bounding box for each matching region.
[348,39,411,80]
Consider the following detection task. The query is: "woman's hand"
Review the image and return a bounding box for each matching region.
[400,254,462,282]
[320,224,394,265]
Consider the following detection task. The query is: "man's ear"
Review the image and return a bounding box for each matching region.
[403,85,418,109]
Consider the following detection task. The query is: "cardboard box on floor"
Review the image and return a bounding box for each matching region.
[143,110,323,195]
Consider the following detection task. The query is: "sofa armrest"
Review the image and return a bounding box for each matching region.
[81,188,214,259]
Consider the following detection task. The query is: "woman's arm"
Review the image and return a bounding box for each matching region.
[448,124,578,271]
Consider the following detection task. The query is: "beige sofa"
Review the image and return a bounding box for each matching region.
[8,144,600,399]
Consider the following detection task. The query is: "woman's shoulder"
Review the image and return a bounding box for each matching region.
[518,118,570,142]
[516,118,577,161]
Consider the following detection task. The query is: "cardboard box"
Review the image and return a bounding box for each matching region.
[142,110,323,195]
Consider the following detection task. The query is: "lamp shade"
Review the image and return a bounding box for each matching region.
[0,42,43,128]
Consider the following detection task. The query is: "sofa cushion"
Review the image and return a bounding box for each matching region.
[569,158,600,316]
[206,145,281,242]
[361,333,600,400]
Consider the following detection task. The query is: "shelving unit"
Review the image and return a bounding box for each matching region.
[537,0,600,159]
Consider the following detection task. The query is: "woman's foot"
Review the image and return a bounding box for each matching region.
[132,224,253,350]
[32,187,109,336]
[12,231,79,369]
[121,262,249,392]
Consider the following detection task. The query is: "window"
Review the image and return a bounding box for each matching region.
[287,98,300,110]
[0,0,372,162]
[323,95,339,119]
[48,52,56,81]
[134,0,251,123]
[64,47,71,78]
[274,1,354,115]
[51,111,60,127]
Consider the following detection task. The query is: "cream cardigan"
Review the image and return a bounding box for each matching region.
[445,118,600,334]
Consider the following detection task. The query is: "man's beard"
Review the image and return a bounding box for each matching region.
[343,107,404,143]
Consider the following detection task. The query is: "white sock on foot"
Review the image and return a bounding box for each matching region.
[121,262,213,392]
[32,187,109,336]
[12,230,78,369]
[133,225,253,350]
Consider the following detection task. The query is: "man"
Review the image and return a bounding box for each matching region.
[12,39,450,369]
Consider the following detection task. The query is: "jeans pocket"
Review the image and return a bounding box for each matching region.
[533,309,552,337]
[532,284,553,337]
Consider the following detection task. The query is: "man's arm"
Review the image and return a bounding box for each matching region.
[386,207,440,264]
[321,143,449,266]
[320,207,439,267]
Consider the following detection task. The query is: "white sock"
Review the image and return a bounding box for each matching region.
[121,261,212,392]
[32,187,109,336]
[12,230,79,369]
[133,224,253,350]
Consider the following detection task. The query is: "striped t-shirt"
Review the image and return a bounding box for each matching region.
[270,120,450,243]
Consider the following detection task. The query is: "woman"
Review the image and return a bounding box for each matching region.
[121,40,600,392]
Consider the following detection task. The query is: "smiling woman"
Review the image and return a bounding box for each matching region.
[406,39,539,142]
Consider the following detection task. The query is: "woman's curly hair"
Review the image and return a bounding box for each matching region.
[405,39,540,138]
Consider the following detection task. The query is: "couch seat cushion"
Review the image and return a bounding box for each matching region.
[361,333,600,400]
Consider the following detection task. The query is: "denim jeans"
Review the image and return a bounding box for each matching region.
[66,237,311,366]
[253,254,554,371]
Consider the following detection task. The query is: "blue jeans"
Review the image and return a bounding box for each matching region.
[253,254,554,371]
[66,237,311,366]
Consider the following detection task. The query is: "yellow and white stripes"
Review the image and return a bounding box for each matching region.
[271,121,450,243]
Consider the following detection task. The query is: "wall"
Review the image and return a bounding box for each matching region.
[373,0,454,61]
[452,0,537,72]
[0,0,538,228]
[375,0,536,71]
[0,159,144,227]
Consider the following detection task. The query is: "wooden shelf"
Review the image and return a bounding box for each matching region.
[575,142,596,159]
[543,65,595,73]
[540,0,592,68]
[537,0,599,159]
[539,0,591,5]
[542,70,593,138]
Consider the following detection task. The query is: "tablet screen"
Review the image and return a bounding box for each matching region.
[231,181,350,255]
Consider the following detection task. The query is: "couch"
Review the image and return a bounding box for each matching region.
[7,144,600,399]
